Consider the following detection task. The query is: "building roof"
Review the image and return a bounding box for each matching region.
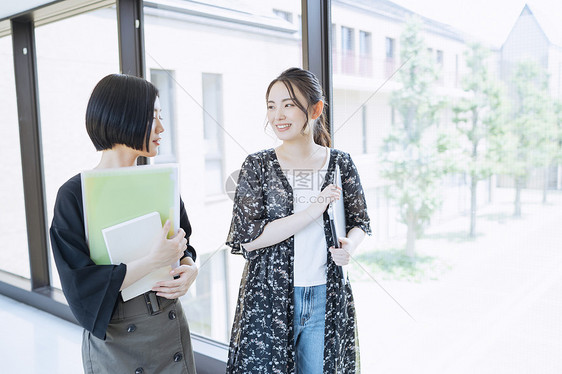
[522,3,562,47]
[145,0,298,35]
[334,0,467,42]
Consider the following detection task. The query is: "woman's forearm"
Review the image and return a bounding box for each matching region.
[346,227,366,249]
[243,206,323,252]
[120,256,156,290]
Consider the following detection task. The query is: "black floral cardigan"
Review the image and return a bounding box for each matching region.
[226,148,371,374]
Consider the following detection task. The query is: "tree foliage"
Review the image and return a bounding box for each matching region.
[499,61,556,215]
[381,17,450,256]
[452,43,507,236]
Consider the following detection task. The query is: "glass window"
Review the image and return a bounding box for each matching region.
[341,26,355,74]
[151,69,177,163]
[341,25,354,52]
[385,36,395,59]
[144,0,302,344]
[332,23,338,74]
[331,22,337,50]
[385,36,396,78]
[455,53,459,87]
[436,49,444,84]
[359,30,371,56]
[0,34,30,278]
[359,30,372,76]
[332,1,562,372]
[436,49,443,65]
[35,4,119,289]
[202,73,224,196]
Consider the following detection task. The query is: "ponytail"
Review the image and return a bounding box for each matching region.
[313,111,331,147]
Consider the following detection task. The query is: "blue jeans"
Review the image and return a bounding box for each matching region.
[293,284,326,374]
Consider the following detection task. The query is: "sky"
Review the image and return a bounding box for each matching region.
[389,0,562,47]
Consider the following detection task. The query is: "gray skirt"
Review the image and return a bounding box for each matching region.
[82,294,196,374]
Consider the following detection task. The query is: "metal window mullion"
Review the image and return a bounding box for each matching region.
[117,0,145,77]
[301,0,333,141]
[11,17,50,291]
[117,0,147,165]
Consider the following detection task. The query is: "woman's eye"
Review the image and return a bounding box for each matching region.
[285,103,294,107]
[267,105,275,110]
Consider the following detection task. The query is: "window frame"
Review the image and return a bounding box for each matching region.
[0,1,334,372]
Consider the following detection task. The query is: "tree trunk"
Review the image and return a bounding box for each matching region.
[514,176,522,217]
[406,214,416,257]
[488,175,493,204]
[470,176,477,238]
[542,167,548,204]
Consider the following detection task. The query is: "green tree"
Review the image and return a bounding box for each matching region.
[501,61,556,216]
[452,43,507,237]
[547,100,562,201]
[381,17,448,256]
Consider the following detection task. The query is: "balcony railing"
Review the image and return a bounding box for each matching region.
[332,50,374,78]
[342,50,356,75]
[359,55,373,77]
[385,58,396,79]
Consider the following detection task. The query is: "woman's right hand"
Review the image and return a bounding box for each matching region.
[307,184,341,218]
[148,220,187,269]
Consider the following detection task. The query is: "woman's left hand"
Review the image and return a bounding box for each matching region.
[329,237,356,266]
[152,257,198,299]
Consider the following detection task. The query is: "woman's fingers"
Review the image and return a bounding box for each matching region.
[329,247,351,266]
[320,184,342,205]
[153,264,198,298]
[160,220,172,239]
[338,236,350,246]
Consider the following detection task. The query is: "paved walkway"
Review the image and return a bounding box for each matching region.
[353,190,562,373]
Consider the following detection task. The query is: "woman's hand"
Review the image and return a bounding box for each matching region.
[306,184,341,218]
[152,257,198,299]
[329,236,356,266]
[148,220,187,269]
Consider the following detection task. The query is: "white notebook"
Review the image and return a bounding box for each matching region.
[333,164,348,280]
[333,164,346,242]
[102,212,174,301]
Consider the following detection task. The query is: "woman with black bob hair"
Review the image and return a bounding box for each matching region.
[50,74,198,374]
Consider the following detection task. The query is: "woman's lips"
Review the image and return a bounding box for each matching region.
[275,124,291,132]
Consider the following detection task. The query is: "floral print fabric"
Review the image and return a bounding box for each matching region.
[226,148,371,374]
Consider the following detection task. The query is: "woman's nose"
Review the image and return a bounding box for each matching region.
[275,107,285,120]
[156,118,165,133]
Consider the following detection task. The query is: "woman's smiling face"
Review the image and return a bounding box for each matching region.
[267,81,310,141]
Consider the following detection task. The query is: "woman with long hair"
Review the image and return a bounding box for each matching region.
[226,67,371,373]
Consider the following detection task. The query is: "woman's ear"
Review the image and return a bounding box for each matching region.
[310,100,324,120]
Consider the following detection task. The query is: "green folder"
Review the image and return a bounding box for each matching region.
[81,164,180,265]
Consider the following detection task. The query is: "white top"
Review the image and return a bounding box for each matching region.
[285,149,330,287]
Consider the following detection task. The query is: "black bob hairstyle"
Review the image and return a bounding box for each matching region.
[86,74,159,151]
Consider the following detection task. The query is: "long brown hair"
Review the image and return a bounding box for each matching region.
[266,67,331,147]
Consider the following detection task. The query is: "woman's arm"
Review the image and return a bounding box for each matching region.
[120,220,187,290]
[151,198,198,298]
[243,184,341,252]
